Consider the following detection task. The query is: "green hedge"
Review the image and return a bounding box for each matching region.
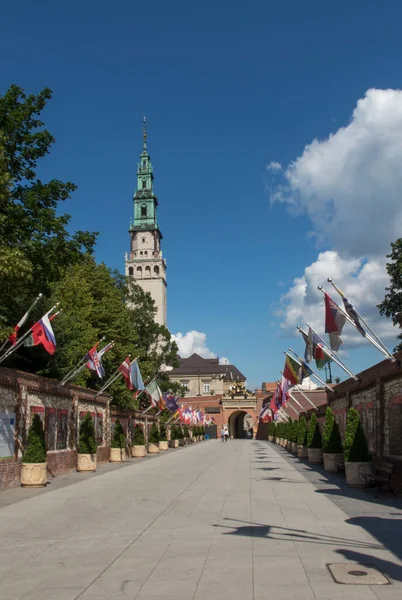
[132,424,145,445]
[110,420,126,449]
[297,416,308,446]
[322,407,342,453]
[344,408,370,462]
[149,423,160,444]
[22,414,47,463]
[78,412,97,454]
[307,413,322,449]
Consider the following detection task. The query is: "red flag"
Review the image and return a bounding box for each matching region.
[24,315,56,355]
[118,356,133,390]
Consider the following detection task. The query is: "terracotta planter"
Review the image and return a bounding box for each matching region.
[323,453,344,472]
[110,447,125,462]
[148,443,160,454]
[345,461,372,488]
[292,442,298,454]
[297,445,308,458]
[307,448,323,463]
[77,453,97,472]
[170,439,179,448]
[21,462,47,487]
[159,440,169,451]
[131,445,146,458]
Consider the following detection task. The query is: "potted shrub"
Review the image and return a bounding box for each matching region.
[193,426,198,442]
[183,424,190,444]
[77,412,97,472]
[110,420,126,462]
[307,413,322,463]
[286,419,293,452]
[131,424,146,457]
[322,407,344,471]
[21,414,47,487]
[291,420,299,454]
[148,422,160,453]
[170,424,179,448]
[271,423,277,443]
[177,425,184,446]
[297,416,308,458]
[267,422,274,442]
[344,408,371,487]
[159,422,168,451]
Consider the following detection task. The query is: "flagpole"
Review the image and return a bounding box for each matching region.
[0,303,60,363]
[318,286,393,361]
[288,347,334,392]
[0,293,43,353]
[95,358,130,397]
[61,337,107,386]
[287,391,304,413]
[298,325,358,381]
[327,278,396,362]
[278,408,289,421]
[280,365,317,409]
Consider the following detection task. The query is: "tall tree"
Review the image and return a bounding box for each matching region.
[378,238,402,350]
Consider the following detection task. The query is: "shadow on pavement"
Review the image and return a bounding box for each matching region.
[336,548,402,583]
[345,516,402,562]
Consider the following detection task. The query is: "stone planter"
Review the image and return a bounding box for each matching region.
[292,442,298,454]
[286,441,292,452]
[170,439,179,448]
[268,435,273,442]
[307,448,323,464]
[345,461,372,488]
[131,445,146,458]
[273,437,278,444]
[110,448,125,462]
[159,440,169,451]
[77,453,96,472]
[179,439,184,446]
[21,462,47,487]
[323,453,344,472]
[186,437,191,445]
[297,445,308,458]
[148,443,160,454]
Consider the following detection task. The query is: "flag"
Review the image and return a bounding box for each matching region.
[269,391,277,414]
[283,354,301,386]
[145,380,163,408]
[8,305,35,345]
[118,356,132,389]
[24,314,56,355]
[98,342,114,358]
[163,392,179,412]
[342,296,366,337]
[86,342,105,379]
[324,292,346,351]
[302,327,331,370]
[281,376,290,406]
[300,358,313,380]
[131,360,144,392]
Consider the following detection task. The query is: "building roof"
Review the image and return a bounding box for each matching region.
[169,353,246,380]
[282,389,327,420]
[261,382,277,393]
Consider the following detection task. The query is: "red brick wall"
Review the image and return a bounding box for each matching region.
[0,457,21,490]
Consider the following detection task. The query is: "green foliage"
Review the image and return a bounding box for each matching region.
[176,425,184,440]
[378,238,402,351]
[78,412,97,454]
[148,422,160,444]
[297,416,308,446]
[132,424,145,445]
[170,424,178,440]
[307,413,322,449]
[322,407,343,454]
[159,422,167,442]
[291,420,299,443]
[22,414,47,463]
[110,420,125,449]
[267,422,276,437]
[344,408,371,462]
[183,425,189,438]
[285,418,292,441]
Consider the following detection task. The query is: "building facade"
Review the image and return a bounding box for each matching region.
[125,118,167,326]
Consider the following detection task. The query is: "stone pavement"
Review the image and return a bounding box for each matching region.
[1,440,402,600]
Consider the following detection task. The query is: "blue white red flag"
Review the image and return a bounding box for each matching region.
[86,342,105,379]
[24,313,57,355]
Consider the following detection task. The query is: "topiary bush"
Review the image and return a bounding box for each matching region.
[307,413,322,449]
[110,420,126,449]
[286,418,293,441]
[170,424,178,440]
[132,424,145,445]
[322,407,343,454]
[297,416,307,446]
[149,422,160,444]
[177,425,184,440]
[22,414,47,463]
[78,412,97,454]
[344,408,370,462]
[159,422,167,442]
[183,425,189,438]
[292,420,299,443]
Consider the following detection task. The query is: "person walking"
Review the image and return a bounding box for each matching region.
[224,426,229,442]
[220,425,225,442]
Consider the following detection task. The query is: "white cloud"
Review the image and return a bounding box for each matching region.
[267,161,282,172]
[219,356,230,365]
[171,330,216,358]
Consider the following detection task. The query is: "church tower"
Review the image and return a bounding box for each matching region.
[125,118,167,326]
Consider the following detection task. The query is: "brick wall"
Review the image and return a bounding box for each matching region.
[0,457,21,490]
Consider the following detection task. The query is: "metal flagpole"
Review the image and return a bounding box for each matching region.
[95,360,127,397]
[318,286,393,361]
[0,293,43,353]
[327,278,396,362]
[278,408,289,421]
[288,347,334,392]
[298,325,358,380]
[282,361,318,410]
[61,337,107,386]
[287,391,304,413]
[0,303,60,364]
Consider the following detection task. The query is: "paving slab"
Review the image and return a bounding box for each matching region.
[1,439,402,599]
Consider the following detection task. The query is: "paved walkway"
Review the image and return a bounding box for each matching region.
[1,440,402,600]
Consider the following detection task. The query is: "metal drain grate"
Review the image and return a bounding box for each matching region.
[327,563,390,585]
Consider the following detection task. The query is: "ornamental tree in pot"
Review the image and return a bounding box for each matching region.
[177,425,184,446]
[322,407,344,472]
[267,422,274,442]
[170,424,179,448]
[148,422,160,453]
[291,420,299,454]
[131,424,146,458]
[77,412,97,472]
[110,420,126,462]
[344,408,371,487]
[21,414,47,487]
[159,422,168,451]
[286,418,293,452]
[307,413,322,463]
[183,424,190,444]
[297,416,308,458]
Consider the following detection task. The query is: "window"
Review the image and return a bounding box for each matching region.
[144,251,148,257]
[136,266,142,277]
[128,267,133,276]
[154,265,160,275]
[141,204,147,217]
[203,383,210,394]
[140,251,143,257]
[145,266,151,277]
[142,237,146,243]
[142,178,147,189]
[142,160,146,169]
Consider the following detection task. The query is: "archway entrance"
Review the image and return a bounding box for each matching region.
[228,410,248,439]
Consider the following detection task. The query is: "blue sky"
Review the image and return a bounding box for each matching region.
[2,0,402,388]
